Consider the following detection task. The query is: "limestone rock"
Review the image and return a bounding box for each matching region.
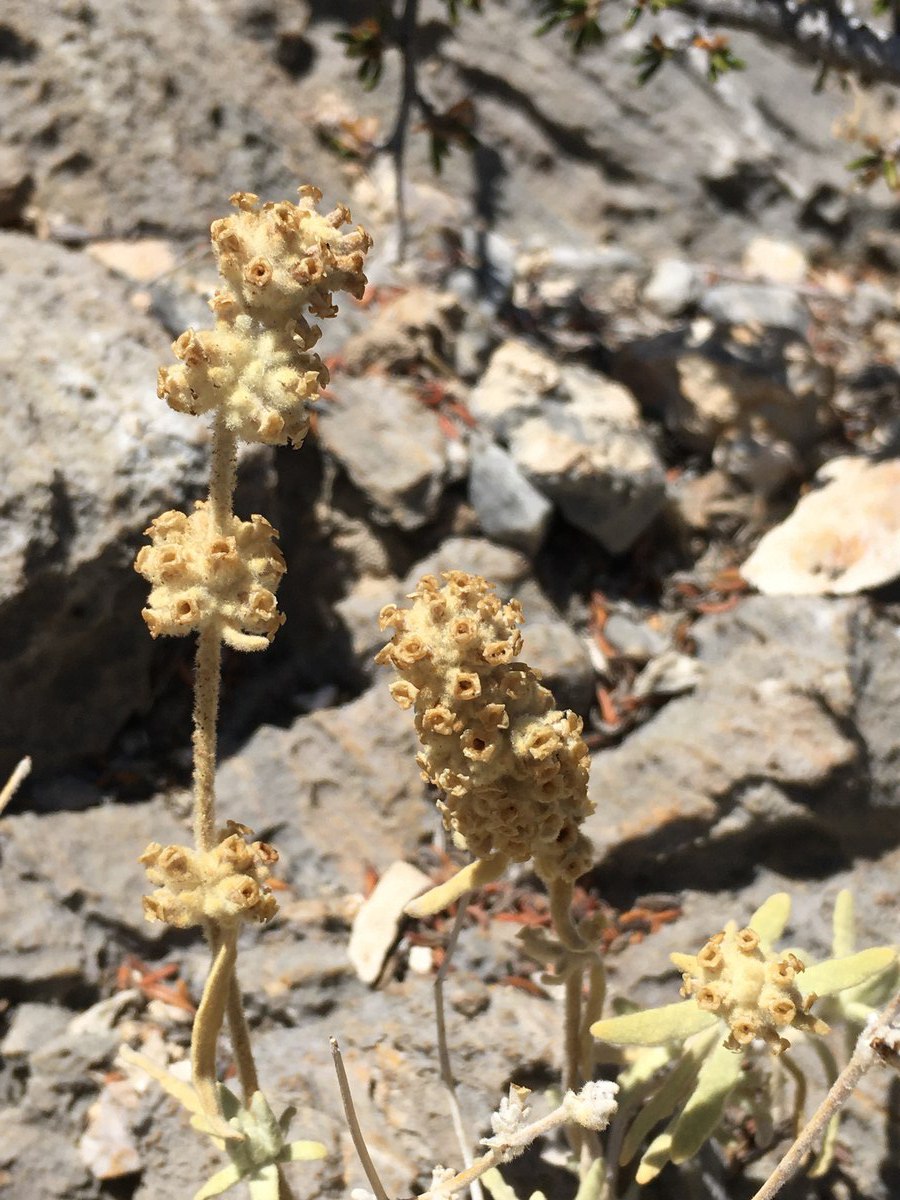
[614,322,833,453]
[316,379,447,529]
[583,597,885,875]
[742,457,900,595]
[508,368,666,553]
[0,233,207,780]
[468,438,553,555]
[339,288,464,375]
[347,861,431,985]
[468,339,561,441]
[215,685,427,889]
[643,258,701,316]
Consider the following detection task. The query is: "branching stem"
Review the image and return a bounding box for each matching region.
[750,990,900,1200]
[435,893,483,1200]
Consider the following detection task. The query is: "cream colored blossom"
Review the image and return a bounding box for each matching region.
[157,187,372,447]
[134,501,285,650]
[140,822,279,929]
[376,571,593,884]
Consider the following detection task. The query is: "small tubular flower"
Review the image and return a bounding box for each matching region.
[673,923,828,1054]
[135,501,285,649]
[158,187,372,447]
[140,822,279,929]
[376,572,594,888]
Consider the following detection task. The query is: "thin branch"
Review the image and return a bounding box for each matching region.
[330,1038,391,1200]
[420,1102,573,1200]
[750,990,900,1200]
[435,894,483,1200]
[0,756,30,816]
[677,0,900,86]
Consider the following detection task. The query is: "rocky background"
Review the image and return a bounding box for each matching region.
[1,1,899,1197]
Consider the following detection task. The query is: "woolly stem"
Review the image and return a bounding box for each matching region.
[420,1103,573,1200]
[226,965,260,1100]
[548,878,587,952]
[209,411,238,533]
[192,624,223,853]
[192,928,238,1118]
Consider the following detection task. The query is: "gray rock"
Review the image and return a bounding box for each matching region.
[643,258,701,317]
[316,378,447,530]
[468,439,553,555]
[0,873,86,992]
[519,609,595,714]
[700,283,809,333]
[613,323,833,453]
[0,146,32,227]
[0,799,186,948]
[603,612,669,662]
[0,0,877,266]
[583,596,886,876]
[216,684,428,888]
[0,1004,70,1058]
[468,339,560,441]
[0,1110,93,1198]
[509,369,667,553]
[339,289,464,376]
[403,537,531,592]
[853,605,900,811]
[0,233,207,779]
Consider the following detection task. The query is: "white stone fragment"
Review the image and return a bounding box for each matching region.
[348,860,432,985]
[742,457,900,595]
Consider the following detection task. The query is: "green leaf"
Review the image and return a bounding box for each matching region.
[749,893,791,946]
[616,1044,673,1094]
[635,1132,673,1185]
[481,1168,520,1200]
[573,1159,604,1200]
[194,1165,242,1200]
[669,1040,743,1163]
[284,1140,327,1162]
[591,1001,717,1047]
[248,1165,280,1200]
[809,1111,841,1178]
[832,890,855,959]
[619,1027,719,1165]
[800,947,898,998]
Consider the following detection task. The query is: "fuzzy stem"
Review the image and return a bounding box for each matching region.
[209,411,238,533]
[750,990,900,1200]
[435,893,483,1200]
[581,962,606,1081]
[226,962,260,1100]
[564,969,584,1095]
[548,878,587,951]
[192,624,223,852]
[192,928,238,1117]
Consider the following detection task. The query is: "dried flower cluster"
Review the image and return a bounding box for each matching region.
[135,502,286,650]
[141,822,278,929]
[157,188,372,447]
[376,571,593,883]
[673,922,829,1054]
